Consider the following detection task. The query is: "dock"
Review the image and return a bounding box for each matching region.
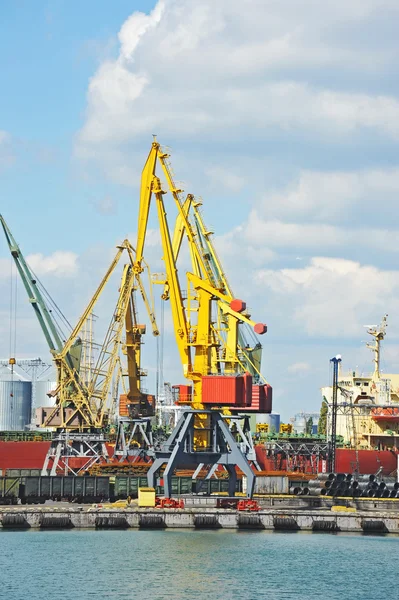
[2,499,399,533]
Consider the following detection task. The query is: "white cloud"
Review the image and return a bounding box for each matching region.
[76,0,399,183]
[256,257,399,337]
[205,166,245,193]
[241,211,399,255]
[257,168,399,224]
[26,252,78,277]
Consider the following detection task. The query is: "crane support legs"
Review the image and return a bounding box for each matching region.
[147,410,256,498]
[114,417,154,461]
[41,431,109,476]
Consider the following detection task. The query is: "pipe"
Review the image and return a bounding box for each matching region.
[308,480,323,488]
[382,489,390,498]
[289,487,301,495]
[318,473,335,481]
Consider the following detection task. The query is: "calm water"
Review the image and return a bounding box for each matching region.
[0,530,398,599]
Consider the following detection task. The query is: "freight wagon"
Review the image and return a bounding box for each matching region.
[0,475,243,504]
[113,475,240,499]
[0,477,20,505]
[20,476,110,504]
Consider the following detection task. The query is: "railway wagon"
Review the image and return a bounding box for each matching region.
[20,476,110,504]
[0,477,20,505]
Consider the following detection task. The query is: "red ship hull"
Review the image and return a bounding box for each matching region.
[255,445,398,476]
[1,441,397,477]
[0,441,116,474]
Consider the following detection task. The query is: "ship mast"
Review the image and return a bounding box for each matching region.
[366,315,388,380]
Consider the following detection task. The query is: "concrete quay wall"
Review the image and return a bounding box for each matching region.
[1,507,399,533]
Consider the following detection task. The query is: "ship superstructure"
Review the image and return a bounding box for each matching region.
[322,315,399,452]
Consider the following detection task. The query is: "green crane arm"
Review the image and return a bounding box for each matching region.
[0,214,65,354]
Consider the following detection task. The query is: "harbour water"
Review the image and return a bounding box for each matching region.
[0,530,398,599]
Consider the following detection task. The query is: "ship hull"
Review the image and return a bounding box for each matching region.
[255,445,398,476]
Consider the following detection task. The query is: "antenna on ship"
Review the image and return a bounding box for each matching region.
[365,315,388,380]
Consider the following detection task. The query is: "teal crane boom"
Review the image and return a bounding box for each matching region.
[0,215,81,372]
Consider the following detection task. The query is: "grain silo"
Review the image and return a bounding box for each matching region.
[0,373,32,431]
[256,412,281,433]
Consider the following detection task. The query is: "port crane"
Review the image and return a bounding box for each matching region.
[135,140,270,497]
[0,216,158,473]
[171,195,263,381]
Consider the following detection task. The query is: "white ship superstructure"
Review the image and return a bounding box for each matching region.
[322,316,399,451]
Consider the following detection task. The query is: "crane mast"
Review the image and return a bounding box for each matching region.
[136,140,270,497]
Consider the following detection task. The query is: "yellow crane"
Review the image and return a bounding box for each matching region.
[135,140,269,497]
[135,141,267,407]
[1,216,158,473]
[171,194,265,381]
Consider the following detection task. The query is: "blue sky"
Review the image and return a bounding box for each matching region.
[0,1,154,252]
[1,0,399,420]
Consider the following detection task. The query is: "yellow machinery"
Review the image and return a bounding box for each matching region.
[256,423,269,434]
[135,140,269,497]
[171,195,264,381]
[135,141,267,410]
[1,215,158,474]
[280,423,293,434]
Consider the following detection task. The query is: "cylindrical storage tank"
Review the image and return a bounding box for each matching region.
[294,414,306,434]
[35,380,57,409]
[256,412,280,433]
[0,380,32,430]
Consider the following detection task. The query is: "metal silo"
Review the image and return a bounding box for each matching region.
[0,378,32,431]
[256,412,280,433]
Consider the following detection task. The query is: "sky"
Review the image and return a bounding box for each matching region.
[1,0,399,421]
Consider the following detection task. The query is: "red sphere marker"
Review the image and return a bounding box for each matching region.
[254,323,267,335]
